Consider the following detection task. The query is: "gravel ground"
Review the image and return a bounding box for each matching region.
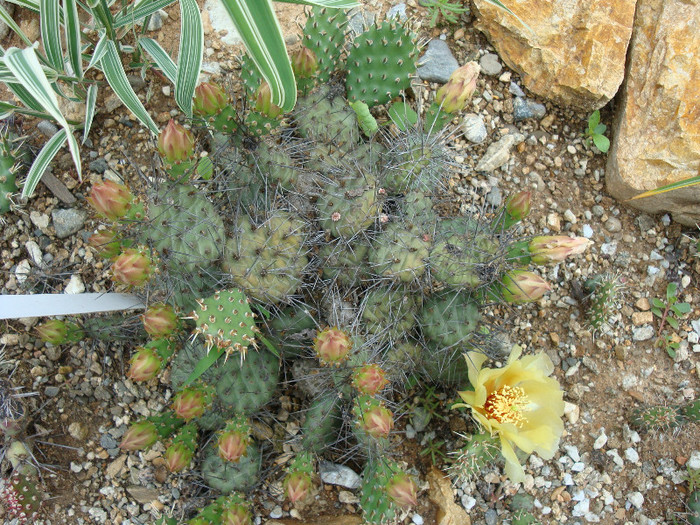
[1,2,699,524]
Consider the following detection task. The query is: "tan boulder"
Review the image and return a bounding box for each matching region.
[605,0,700,226]
[471,0,636,110]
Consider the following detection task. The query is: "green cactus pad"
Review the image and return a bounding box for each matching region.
[449,432,500,483]
[360,460,403,525]
[361,285,419,341]
[201,441,261,493]
[301,393,342,453]
[302,7,348,83]
[317,171,381,239]
[369,221,431,283]
[420,290,481,349]
[631,404,684,432]
[216,347,280,415]
[295,86,359,148]
[346,20,418,107]
[264,305,317,359]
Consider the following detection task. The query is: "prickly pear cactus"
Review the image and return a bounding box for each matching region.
[631,404,684,432]
[346,20,418,107]
[0,130,25,215]
[201,440,261,493]
[302,6,348,83]
[449,432,501,483]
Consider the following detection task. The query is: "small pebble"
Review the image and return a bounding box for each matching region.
[479,52,502,76]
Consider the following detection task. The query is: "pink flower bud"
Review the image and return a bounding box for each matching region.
[500,270,551,304]
[157,119,195,163]
[254,82,282,118]
[314,327,353,366]
[87,180,133,221]
[88,229,121,259]
[435,62,480,113]
[291,46,318,79]
[217,428,249,463]
[112,248,152,287]
[528,236,592,265]
[127,346,162,381]
[221,505,252,525]
[352,364,389,396]
[119,420,158,450]
[386,472,418,509]
[505,190,532,222]
[360,403,394,439]
[284,471,312,504]
[193,82,229,117]
[142,303,178,337]
[35,319,68,344]
[172,385,212,421]
[165,441,194,472]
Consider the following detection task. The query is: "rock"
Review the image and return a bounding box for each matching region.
[387,3,407,21]
[52,208,86,238]
[203,0,241,45]
[509,81,526,98]
[605,0,700,226]
[68,422,88,440]
[270,506,283,519]
[417,39,459,83]
[89,158,109,174]
[687,450,700,470]
[65,274,86,294]
[475,132,525,172]
[126,486,160,504]
[472,0,635,110]
[632,325,654,341]
[0,0,14,40]
[15,259,31,284]
[267,517,361,525]
[627,491,644,510]
[513,97,546,121]
[479,52,502,76]
[25,241,44,268]
[146,9,167,31]
[319,461,361,489]
[30,211,50,231]
[461,113,487,144]
[427,467,471,525]
[604,217,622,232]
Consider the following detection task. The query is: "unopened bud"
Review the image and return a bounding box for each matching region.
[291,46,318,79]
[35,319,68,344]
[119,420,158,450]
[112,248,152,287]
[352,364,389,396]
[505,190,531,222]
[88,229,121,259]
[158,119,195,163]
[221,503,252,525]
[165,441,194,472]
[435,62,479,113]
[254,82,282,118]
[359,402,394,439]
[87,180,133,221]
[500,270,551,304]
[193,82,229,117]
[217,420,250,463]
[386,472,418,508]
[172,385,213,421]
[314,327,353,366]
[127,346,162,381]
[528,236,592,265]
[142,303,178,337]
[284,471,312,504]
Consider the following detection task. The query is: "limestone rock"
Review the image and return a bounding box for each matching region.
[472,0,636,110]
[605,0,700,226]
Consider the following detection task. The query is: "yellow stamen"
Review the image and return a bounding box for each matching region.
[484,385,529,427]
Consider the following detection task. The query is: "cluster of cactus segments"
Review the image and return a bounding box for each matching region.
[74,5,595,521]
[0,128,23,215]
[585,273,625,331]
[448,431,501,483]
[631,399,700,432]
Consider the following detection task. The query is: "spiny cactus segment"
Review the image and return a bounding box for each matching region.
[448,431,501,483]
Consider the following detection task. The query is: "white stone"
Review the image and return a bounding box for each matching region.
[204,0,242,45]
[65,274,86,294]
[593,430,608,450]
[15,259,31,284]
[624,447,640,463]
[627,491,644,510]
[687,450,700,470]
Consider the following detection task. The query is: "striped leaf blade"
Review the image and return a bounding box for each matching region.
[21,128,68,198]
[99,40,159,134]
[175,0,203,117]
[220,0,296,112]
[87,32,110,71]
[630,176,700,200]
[6,0,39,13]
[113,0,176,28]
[39,0,63,70]
[63,0,83,79]
[0,1,34,46]
[82,83,98,143]
[139,37,177,84]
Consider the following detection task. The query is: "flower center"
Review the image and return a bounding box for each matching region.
[484,385,529,427]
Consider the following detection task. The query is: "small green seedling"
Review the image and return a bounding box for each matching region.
[651,282,691,358]
[584,110,610,153]
[419,0,469,26]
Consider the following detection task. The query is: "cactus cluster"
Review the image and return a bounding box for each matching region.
[630,399,700,432]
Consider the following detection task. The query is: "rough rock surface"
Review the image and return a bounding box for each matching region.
[605,0,700,226]
[471,0,636,110]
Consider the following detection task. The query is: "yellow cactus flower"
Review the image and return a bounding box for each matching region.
[454,346,564,482]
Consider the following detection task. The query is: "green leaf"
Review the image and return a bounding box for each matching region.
[630,175,700,201]
[40,0,63,70]
[387,101,417,131]
[672,302,691,315]
[667,317,679,330]
[651,308,662,318]
[0,100,52,119]
[174,0,203,117]
[6,0,39,11]
[592,134,609,153]
[21,128,68,198]
[99,40,159,135]
[82,83,97,143]
[651,298,665,309]
[258,334,280,359]
[0,1,34,46]
[63,0,83,79]
[182,346,223,387]
[6,81,45,112]
[349,100,377,136]
[113,0,177,27]
[139,37,177,84]
[594,123,606,135]
[87,32,110,71]
[220,0,296,112]
[666,282,678,301]
[666,347,676,358]
[588,110,600,130]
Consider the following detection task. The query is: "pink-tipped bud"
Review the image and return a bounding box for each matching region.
[112,248,152,287]
[360,404,394,439]
[352,364,389,396]
[500,270,552,304]
[119,420,158,451]
[193,82,229,117]
[165,441,194,472]
[88,229,121,259]
[35,319,68,344]
[284,471,312,504]
[142,303,178,337]
[505,190,532,222]
[314,327,353,366]
[386,473,418,509]
[217,428,249,463]
[158,119,195,163]
[528,236,592,265]
[435,62,480,114]
[87,180,133,221]
[172,386,212,421]
[254,82,282,118]
[221,505,253,525]
[291,46,318,79]
[127,346,162,381]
